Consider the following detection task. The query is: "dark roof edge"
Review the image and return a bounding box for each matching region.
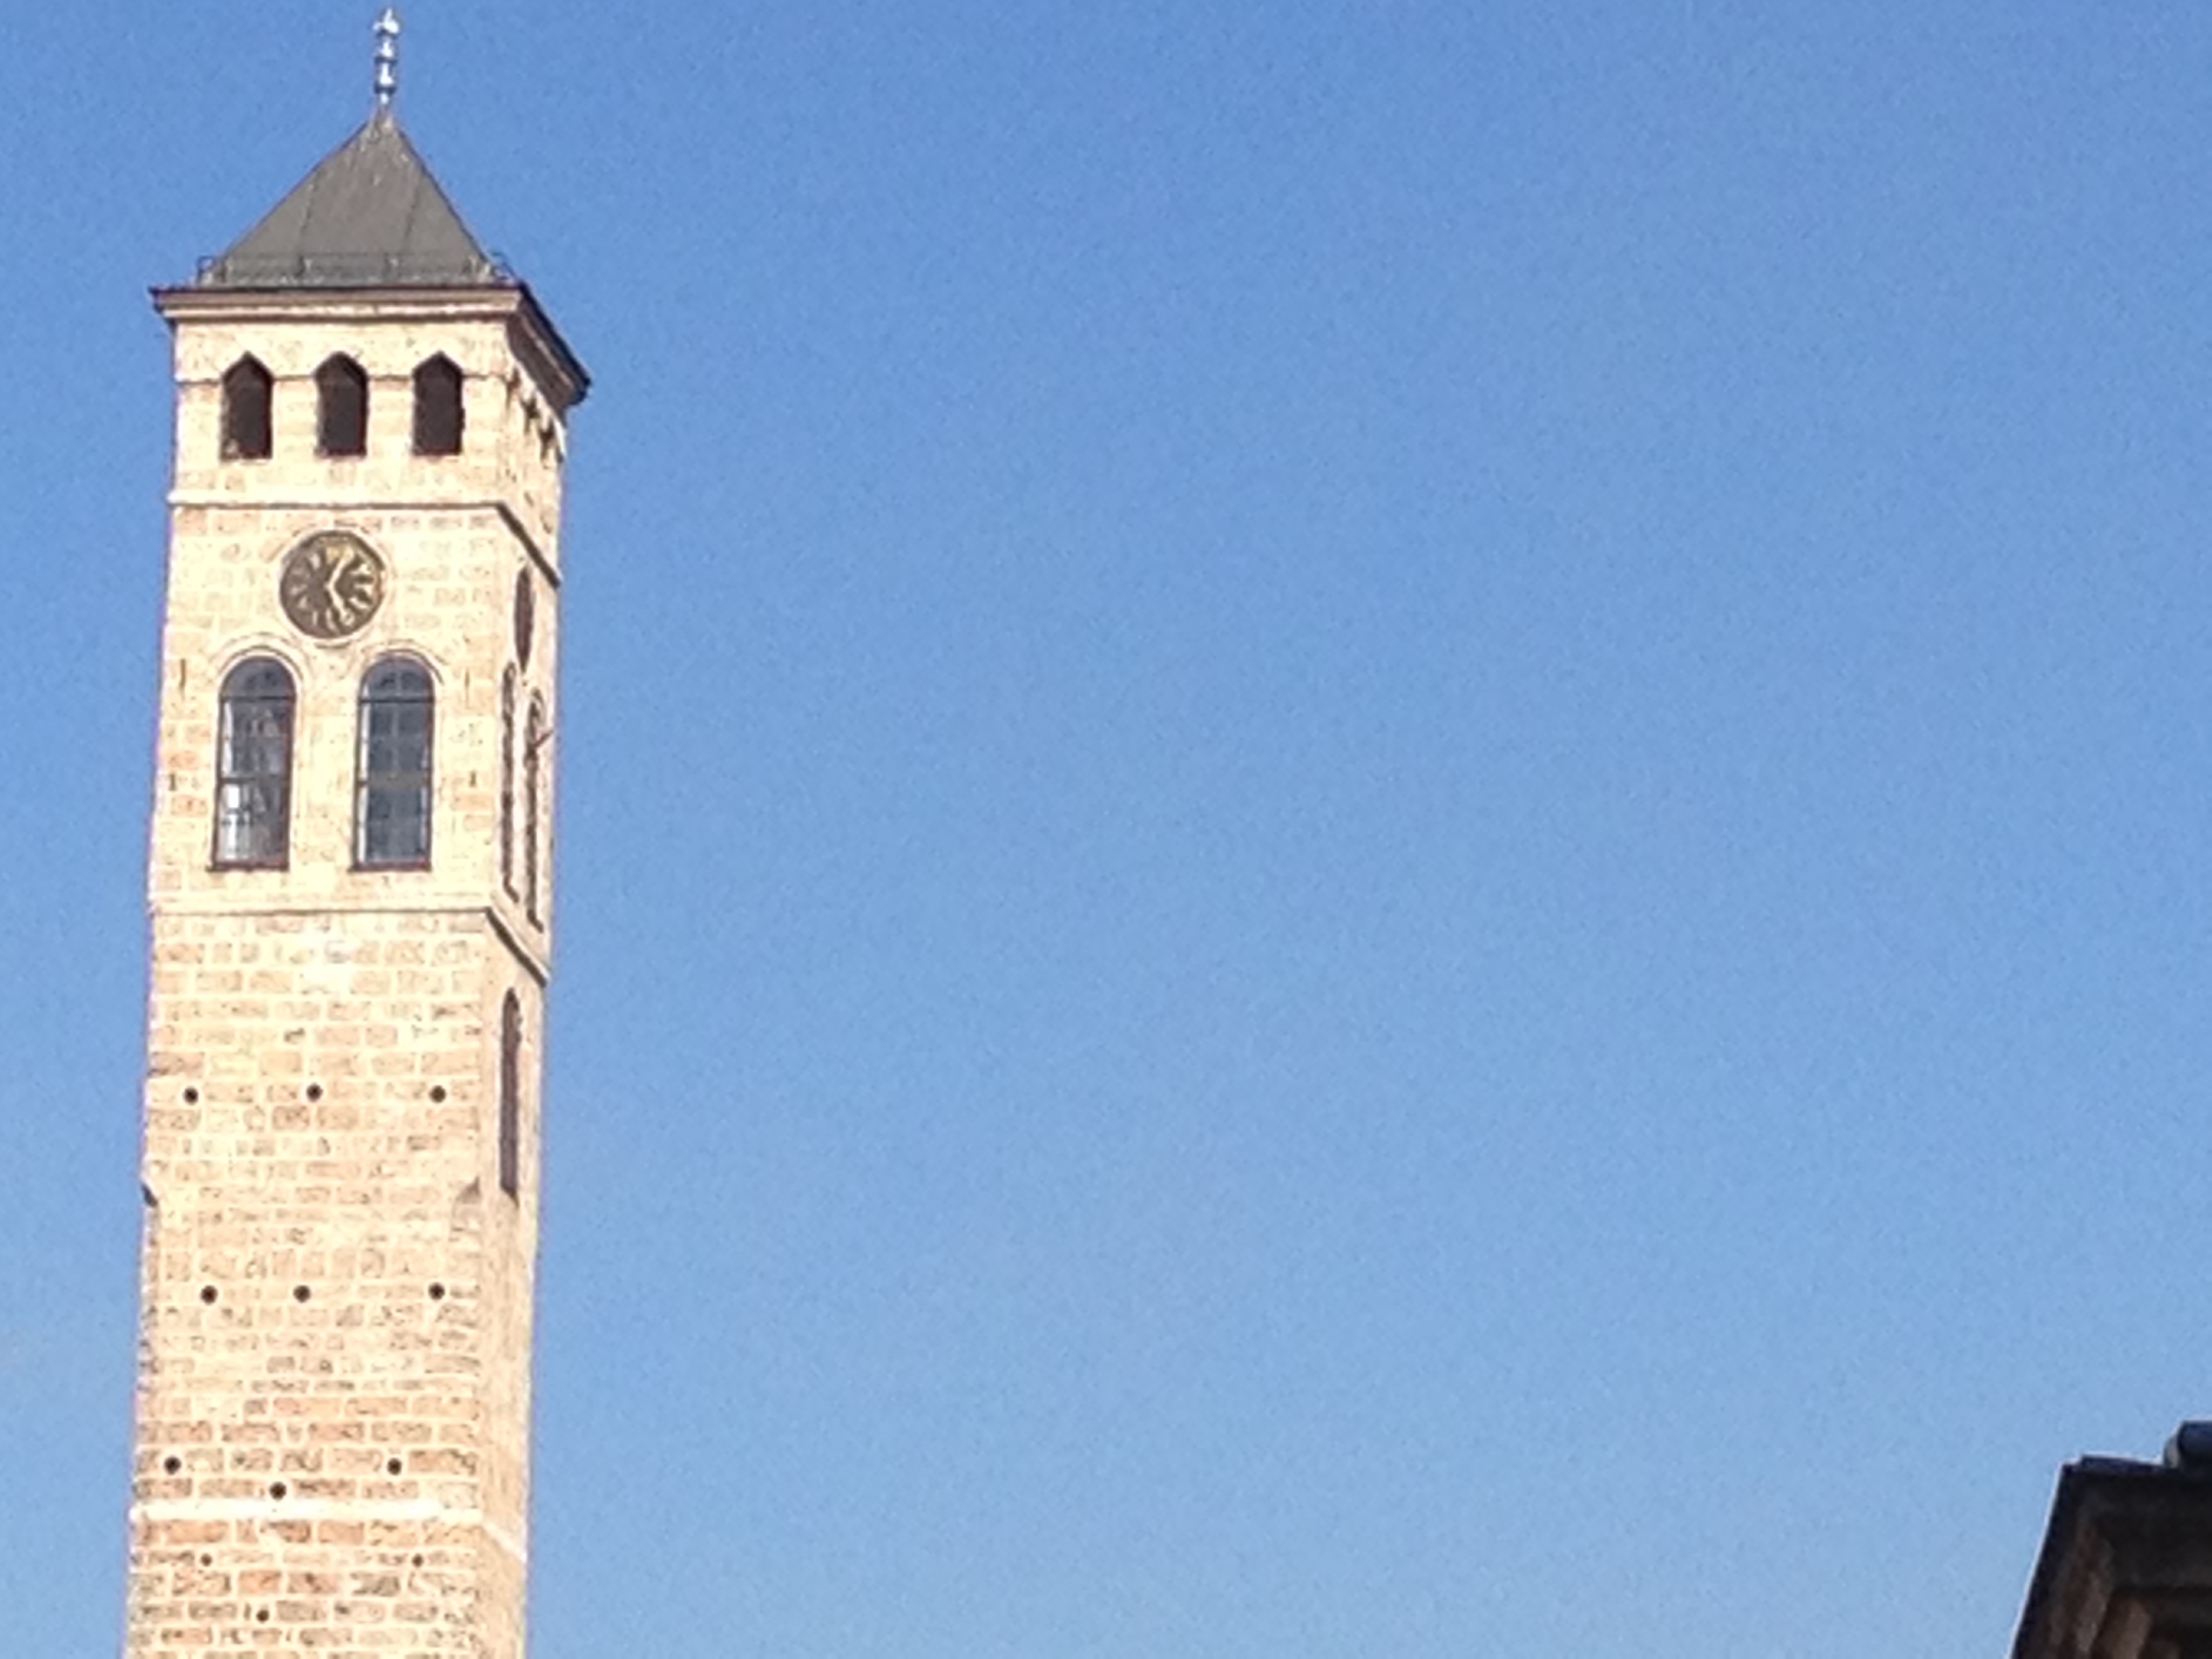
[513,283,590,411]
[2011,1460,2098,1659]
[2009,1456,2212,1659]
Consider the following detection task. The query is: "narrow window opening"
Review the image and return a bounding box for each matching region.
[220,357,273,460]
[499,991,523,1200]
[213,658,295,869]
[411,355,466,456]
[355,657,434,868]
[315,355,369,457]
[499,670,517,897]
[524,697,547,926]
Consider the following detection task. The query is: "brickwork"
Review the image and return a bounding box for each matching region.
[125,283,581,1656]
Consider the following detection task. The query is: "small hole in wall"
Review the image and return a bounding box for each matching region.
[411,1553,425,1568]
[428,1283,447,1301]
[306,1083,323,1102]
[269,1481,288,1501]
[199,1286,218,1305]
[430,1085,447,1102]
[199,1553,213,1568]
[293,1286,311,1303]
[182,1087,200,1104]
[387,1457,404,1476]
[256,1609,270,1625]
[163,1456,182,1475]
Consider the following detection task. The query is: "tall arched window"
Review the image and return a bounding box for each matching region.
[220,357,273,460]
[315,355,369,457]
[498,990,523,1199]
[524,696,546,924]
[412,355,466,456]
[499,669,518,897]
[355,657,434,868]
[213,657,295,868]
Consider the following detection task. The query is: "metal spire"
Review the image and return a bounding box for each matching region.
[373,8,402,110]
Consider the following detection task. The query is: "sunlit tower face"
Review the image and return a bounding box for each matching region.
[123,25,586,1656]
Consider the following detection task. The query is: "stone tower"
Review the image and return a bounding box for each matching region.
[123,43,587,1658]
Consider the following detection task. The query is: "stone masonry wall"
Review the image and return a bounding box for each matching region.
[126,293,569,1658]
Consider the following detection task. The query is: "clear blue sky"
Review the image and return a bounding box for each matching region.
[5,2,2211,1652]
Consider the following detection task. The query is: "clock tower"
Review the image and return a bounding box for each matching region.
[124,20,586,1656]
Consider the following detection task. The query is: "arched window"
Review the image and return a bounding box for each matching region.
[498,989,523,1199]
[315,355,369,458]
[220,357,273,460]
[213,657,295,868]
[524,695,546,924]
[499,669,518,897]
[355,657,434,868]
[412,355,466,456]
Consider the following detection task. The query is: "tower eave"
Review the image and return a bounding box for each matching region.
[152,281,590,411]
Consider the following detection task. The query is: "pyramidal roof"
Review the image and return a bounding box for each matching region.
[196,110,503,290]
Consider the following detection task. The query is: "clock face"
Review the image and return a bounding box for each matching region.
[279,531,387,640]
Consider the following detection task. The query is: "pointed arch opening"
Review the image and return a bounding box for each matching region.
[315,355,369,458]
[213,657,295,868]
[220,357,274,461]
[411,355,466,457]
[499,989,523,1200]
[354,656,434,869]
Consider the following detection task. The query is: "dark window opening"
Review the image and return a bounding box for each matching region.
[213,657,295,868]
[221,358,273,460]
[499,990,523,1199]
[355,657,434,868]
[412,355,466,456]
[524,696,547,925]
[512,571,535,669]
[499,670,517,897]
[316,355,369,457]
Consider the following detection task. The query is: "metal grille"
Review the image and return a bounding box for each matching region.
[213,659,295,867]
[195,251,512,289]
[355,659,434,868]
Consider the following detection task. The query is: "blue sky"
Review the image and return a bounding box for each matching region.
[6,1,2212,1652]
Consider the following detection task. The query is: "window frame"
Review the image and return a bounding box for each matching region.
[211,656,297,870]
[353,655,436,872]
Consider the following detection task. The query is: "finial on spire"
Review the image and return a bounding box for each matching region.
[373,8,402,110]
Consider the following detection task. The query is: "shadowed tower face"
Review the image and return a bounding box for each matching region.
[124,50,588,1656]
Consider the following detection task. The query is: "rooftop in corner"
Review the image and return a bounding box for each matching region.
[194,109,507,291]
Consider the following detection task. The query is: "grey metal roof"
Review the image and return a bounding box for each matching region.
[196,110,504,290]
